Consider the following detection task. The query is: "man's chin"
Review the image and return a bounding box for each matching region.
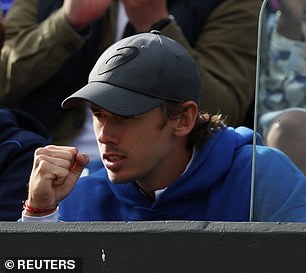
[106,170,131,184]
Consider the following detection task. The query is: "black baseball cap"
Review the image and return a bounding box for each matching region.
[62,31,201,116]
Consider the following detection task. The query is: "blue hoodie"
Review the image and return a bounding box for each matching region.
[59,126,306,222]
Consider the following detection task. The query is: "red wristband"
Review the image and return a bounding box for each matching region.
[23,200,57,214]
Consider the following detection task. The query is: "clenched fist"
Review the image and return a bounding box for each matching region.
[26,145,89,216]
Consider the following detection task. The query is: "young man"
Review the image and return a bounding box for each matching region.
[22,32,306,222]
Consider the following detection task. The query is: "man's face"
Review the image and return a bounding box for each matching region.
[91,104,180,189]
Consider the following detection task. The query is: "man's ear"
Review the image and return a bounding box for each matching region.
[174,101,198,137]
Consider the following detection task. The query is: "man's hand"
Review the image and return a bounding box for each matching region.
[122,0,168,32]
[63,0,113,31]
[26,145,89,216]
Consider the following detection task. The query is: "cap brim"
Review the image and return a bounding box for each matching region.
[62,81,165,116]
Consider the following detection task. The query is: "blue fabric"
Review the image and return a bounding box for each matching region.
[0,0,13,15]
[59,126,306,222]
[0,109,52,221]
[254,145,306,222]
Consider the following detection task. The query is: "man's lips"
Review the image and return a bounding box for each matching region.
[103,152,126,161]
[103,153,127,171]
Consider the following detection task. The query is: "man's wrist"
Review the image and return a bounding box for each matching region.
[23,200,58,217]
[22,208,59,222]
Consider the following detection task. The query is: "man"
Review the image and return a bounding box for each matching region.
[22,32,306,222]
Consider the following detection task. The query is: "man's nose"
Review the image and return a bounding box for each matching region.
[96,117,120,144]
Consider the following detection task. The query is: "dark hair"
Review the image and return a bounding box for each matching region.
[162,102,225,149]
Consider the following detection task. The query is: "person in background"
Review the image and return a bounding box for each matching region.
[264,108,306,175]
[259,0,306,175]
[0,0,262,175]
[21,32,306,223]
[0,5,52,219]
[0,18,51,220]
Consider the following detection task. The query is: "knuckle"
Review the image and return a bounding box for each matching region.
[34,147,45,156]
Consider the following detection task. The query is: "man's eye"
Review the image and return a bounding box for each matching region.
[121,115,136,120]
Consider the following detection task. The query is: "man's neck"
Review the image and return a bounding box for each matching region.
[135,147,196,201]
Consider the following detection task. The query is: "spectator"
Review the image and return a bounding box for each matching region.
[21,32,306,222]
[260,0,306,118]
[0,3,44,221]
[259,0,306,175]
[264,108,306,175]
[0,0,261,165]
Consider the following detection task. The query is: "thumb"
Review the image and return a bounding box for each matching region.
[53,153,90,203]
[71,153,89,177]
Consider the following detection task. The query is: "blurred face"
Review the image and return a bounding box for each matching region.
[91,104,183,190]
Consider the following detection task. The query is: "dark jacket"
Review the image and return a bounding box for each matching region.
[0,108,51,221]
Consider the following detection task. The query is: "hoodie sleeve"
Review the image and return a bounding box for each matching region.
[253,146,306,222]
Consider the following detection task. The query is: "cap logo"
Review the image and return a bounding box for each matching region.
[97,46,140,75]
